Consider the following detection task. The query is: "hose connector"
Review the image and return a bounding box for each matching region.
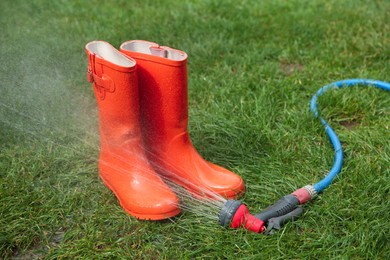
[303,185,317,198]
[291,185,316,205]
[218,200,265,233]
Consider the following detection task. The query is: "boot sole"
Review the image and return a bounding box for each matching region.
[99,173,181,220]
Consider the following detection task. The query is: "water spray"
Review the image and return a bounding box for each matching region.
[218,79,390,234]
[1,67,389,235]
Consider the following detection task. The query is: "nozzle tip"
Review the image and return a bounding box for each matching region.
[218,200,242,227]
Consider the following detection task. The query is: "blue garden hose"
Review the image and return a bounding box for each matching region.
[254,79,390,233]
[311,79,390,193]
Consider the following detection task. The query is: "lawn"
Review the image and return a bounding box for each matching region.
[1,0,389,258]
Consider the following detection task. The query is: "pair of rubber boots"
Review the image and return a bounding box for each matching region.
[85,40,245,220]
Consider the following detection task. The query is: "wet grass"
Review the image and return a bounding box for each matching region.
[1,0,390,258]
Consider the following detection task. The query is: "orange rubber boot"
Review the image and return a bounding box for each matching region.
[85,41,180,220]
[120,40,245,199]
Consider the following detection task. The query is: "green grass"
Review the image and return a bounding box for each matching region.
[1,0,389,258]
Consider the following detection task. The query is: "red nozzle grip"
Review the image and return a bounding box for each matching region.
[230,204,265,233]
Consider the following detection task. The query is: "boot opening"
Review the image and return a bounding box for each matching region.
[121,40,187,61]
[86,41,135,67]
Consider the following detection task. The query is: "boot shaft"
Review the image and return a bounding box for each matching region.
[86,41,141,148]
[120,40,189,145]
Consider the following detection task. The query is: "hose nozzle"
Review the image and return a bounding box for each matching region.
[218,200,265,233]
